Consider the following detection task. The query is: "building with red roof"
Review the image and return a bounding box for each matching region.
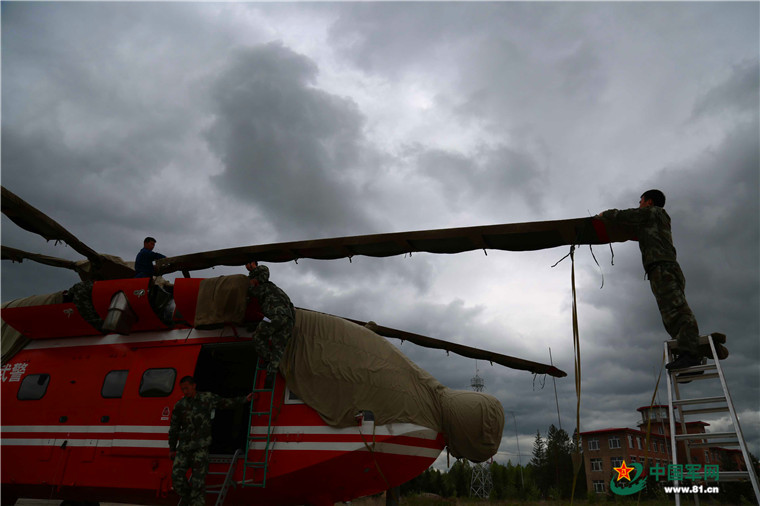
[580,405,745,494]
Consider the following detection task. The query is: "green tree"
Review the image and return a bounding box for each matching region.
[447,459,472,497]
[530,430,546,467]
[530,429,549,497]
[545,424,574,498]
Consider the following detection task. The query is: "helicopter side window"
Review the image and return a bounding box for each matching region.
[284,386,304,405]
[139,368,176,397]
[17,373,51,401]
[102,370,129,398]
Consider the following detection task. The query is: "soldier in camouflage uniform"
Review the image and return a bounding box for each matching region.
[245,262,295,374]
[598,189,703,370]
[169,376,253,506]
[67,280,104,332]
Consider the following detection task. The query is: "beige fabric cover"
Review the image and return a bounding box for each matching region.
[1,291,64,364]
[74,253,134,273]
[281,309,504,462]
[193,275,249,326]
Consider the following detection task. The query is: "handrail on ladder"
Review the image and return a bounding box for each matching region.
[242,358,276,489]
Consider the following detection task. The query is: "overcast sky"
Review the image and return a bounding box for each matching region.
[2,2,758,469]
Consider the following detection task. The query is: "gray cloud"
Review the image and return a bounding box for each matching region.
[414,144,548,215]
[692,59,760,120]
[206,43,380,239]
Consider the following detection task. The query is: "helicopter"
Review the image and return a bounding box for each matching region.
[1,185,635,506]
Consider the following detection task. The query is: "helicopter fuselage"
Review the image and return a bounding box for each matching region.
[0,279,445,506]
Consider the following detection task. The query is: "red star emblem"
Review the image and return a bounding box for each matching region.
[614,460,635,481]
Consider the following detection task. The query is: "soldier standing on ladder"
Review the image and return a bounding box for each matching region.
[597,189,718,371]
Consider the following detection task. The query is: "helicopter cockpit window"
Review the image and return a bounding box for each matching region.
[17,373,50,400]
[139,368,176,397]
[102,370,129,398]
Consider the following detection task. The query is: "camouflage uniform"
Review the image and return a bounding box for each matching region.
[247,265,295,374]
[600,206,700,356]
[169,392,248,506]
[68,281,104,332]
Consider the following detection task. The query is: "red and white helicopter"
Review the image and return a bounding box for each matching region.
[1,186,633,506]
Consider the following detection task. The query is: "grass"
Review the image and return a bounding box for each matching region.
[347,494,743,506]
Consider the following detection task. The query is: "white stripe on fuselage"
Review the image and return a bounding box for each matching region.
[1,438,441,457]
[1,435,441,456]
[1,424,438,440]
[23,327,249,350]
[1,438,168,448]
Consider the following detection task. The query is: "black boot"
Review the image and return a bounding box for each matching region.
[666,353,702,371]
[667,353,706,384]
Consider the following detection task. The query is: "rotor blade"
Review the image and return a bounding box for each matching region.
[1,245,79,271]
[333,312,567,378]
[1,186,101,262]
[1,246,136,281]
[77,254,137,281]
[156,216,635,275]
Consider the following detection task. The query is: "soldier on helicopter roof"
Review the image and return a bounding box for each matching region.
[245,261,295,374]
[135,236,166,278]
[169,376,254,506]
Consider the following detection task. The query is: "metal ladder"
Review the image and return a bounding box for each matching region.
[241,359,276,488]
[176,449,241,506]
[206,449,242,506]
[665,333,760,505]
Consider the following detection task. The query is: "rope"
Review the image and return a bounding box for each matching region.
[569,245,583,505]
[588,244,605,289]
[637,350,666,505]
[552,220,615,503]
[532,372,547,391]
[358,418,396,502]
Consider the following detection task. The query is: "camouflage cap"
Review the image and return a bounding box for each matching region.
[249,264,270,284]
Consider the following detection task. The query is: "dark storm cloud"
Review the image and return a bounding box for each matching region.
[206,43,380,239]
[0,3,244,301]
[1,3,232,243]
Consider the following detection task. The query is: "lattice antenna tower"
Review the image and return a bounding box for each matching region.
[469,361,492,499]
[471,361,485,392]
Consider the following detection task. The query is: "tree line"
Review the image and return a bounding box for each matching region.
[400,423,759,503]
[400,424,587,501]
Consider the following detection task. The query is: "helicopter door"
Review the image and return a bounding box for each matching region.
[48,346,134,490]
[193,342,258,455]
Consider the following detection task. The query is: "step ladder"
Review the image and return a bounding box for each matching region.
[206,449,242,506]
[241,359,276,488]
[176,449,241,506]
[664,334,760,505]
